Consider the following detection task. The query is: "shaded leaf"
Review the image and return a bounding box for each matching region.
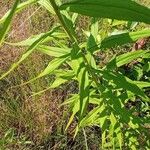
[60,0,150,24]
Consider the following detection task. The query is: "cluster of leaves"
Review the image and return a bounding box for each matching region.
[0,0,150,149]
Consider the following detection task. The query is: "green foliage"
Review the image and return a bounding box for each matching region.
[0,0,150,149]
[60,0,150,24]
[100,29,150,49]
[0,0,19,46]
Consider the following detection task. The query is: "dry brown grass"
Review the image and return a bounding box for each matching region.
[0,1,68,149]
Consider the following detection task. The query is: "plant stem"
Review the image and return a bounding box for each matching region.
[50,0,103,92]
[83,128,89,150]
[49,0,77,43]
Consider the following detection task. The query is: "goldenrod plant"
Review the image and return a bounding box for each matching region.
[0,0,150,149]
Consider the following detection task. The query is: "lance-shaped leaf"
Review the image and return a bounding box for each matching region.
[60,0,150,24]
[133,81,150,88]
[69,52,90,121]
[37,45,71,57]
[0,26,59,80]
[116,50,150,67]
[38,0,55,14]
[101,29,150,49]
[95,69,149,102]
[37,54,70,79]
[66,97,80,131]
[106,50,150,69]
[32,77,70,96]
[5,32,66,46]
[79,103,105,128]
[78,67,90,120]
[31,69,75,96]
[0,0,38,25]
[16,54,70,86]
[0,0,19,46]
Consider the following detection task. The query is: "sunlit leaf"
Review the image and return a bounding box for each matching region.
[0,26,60,80]
[101,29,150,49]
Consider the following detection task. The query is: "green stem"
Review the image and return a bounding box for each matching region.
[50,0,103,92]
[49,0,77,43]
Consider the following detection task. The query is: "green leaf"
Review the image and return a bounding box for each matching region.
[78,67,90,120]
[87,18,99,53]
[18,54,70,86]
[65,95,80,130]
[5,32,66,46]
[0,0,19,46]
[38,0,55,14]
[69,47,90,120]
[130,81,150,88]
[79,102,105,128]
[37,45,71,57]
[31,77,69,96]
[61,11,77,40]
[0,26,60,80]
[60,0,150,24]
[101,29,150,49]
[37,54,70,79]
[116,50,149,67]
[60,94,79,106]
[95,69,149,102]
[106,50,149,70]
[54,69,75,79]
[0,0,38,25]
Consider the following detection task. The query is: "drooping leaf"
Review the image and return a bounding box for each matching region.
[32,69,75,97]
[60,0,150,24]
[0,26,60,80]
[65,95,80,130]
[31,77,69,96]
[79,102,105,128]
[5,32,66,46]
